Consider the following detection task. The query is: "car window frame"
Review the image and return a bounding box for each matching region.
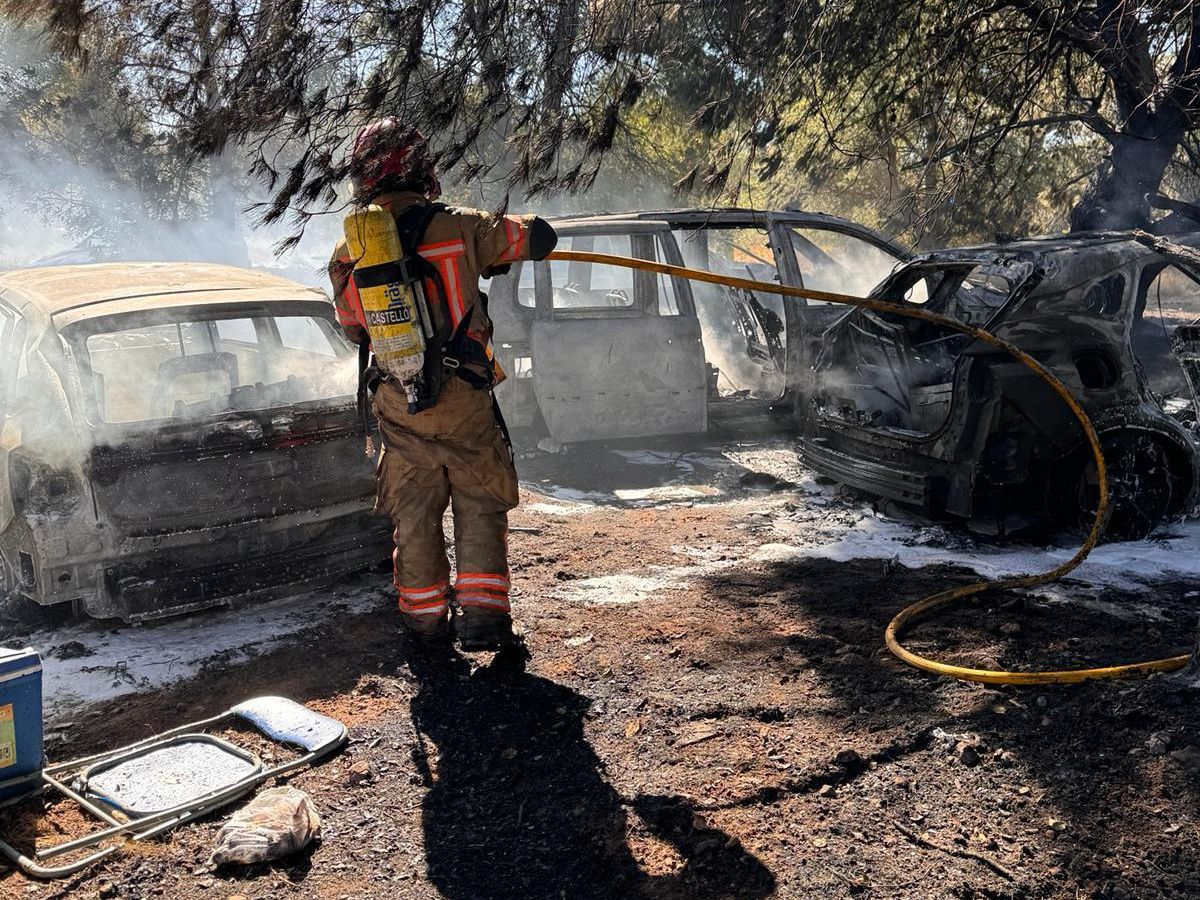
[60,300,353,428]
[532,226,692,321]
[1134,257,1200,326]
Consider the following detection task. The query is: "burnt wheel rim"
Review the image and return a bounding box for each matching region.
[1080,433,1175,540]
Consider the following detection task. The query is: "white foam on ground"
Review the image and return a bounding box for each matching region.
[722,446,816,485]
[763,509,1200,592]
[613,485,718,503]
[26,439,1200,723]
[613,449,699,472]
[522,498,600,516]
[28,579,390,725]
[521,441,796,508]
[553,543,746,605]
[556,503,1200,612]
[544,438,1200,607]
[520,484,609,505]
[554,572,679,605]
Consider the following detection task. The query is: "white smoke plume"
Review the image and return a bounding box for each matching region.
[0,141,347,287]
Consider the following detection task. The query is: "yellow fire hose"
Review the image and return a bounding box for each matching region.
[546,249,1193,685]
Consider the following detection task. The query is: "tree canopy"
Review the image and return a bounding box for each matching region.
[6,1,1200,246]
[775,1,1200,238]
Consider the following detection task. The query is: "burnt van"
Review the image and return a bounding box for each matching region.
[0,263,391,623]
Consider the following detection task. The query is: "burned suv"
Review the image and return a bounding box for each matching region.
[798,232,1200,537]
[0,262,392,623]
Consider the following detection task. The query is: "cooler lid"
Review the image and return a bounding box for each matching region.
[0,647,41,679]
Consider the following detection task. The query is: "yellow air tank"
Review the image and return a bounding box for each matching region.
[343,206,433,404]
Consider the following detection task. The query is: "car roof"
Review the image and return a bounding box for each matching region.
[887,230,1200,301]
[546,207,911,257]
[0,262,327,323]
[546,216,674,236]
[917,230,1200,260]
[553,206,875,227]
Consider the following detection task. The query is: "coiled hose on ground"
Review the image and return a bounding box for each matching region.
[546,249,1193,685]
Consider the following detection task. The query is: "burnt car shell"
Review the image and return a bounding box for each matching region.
[0,263,392,623]
[796,233,1200,537]
[486,208,910,443]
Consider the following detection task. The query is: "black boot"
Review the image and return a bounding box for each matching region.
[456,608,517,651]
[401,609,451,641]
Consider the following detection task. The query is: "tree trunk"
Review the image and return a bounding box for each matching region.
[1069,112,1186,232]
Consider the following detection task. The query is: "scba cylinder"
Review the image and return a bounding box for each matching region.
[343,205,431,383]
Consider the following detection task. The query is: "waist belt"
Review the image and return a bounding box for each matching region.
[364,354,465,395]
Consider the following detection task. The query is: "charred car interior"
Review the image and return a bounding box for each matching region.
[0,263,391,624]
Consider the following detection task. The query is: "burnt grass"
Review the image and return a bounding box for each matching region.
[3,493,1200,899]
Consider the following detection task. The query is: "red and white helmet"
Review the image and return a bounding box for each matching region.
[347,119,441,200]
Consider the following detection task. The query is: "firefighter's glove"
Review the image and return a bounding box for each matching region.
[528,217,558,260]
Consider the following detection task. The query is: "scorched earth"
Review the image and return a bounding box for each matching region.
[3,437,1200,900]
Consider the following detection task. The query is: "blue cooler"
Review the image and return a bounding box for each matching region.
[0,647,43,804]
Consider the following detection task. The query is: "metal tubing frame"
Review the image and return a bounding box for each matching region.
[0,706,347,879]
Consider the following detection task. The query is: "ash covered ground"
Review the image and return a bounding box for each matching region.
[4,437,1200,899]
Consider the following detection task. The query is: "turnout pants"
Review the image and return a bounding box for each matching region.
[373,378,518,622]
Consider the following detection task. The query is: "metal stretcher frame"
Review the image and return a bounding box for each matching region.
[0,697,347,879]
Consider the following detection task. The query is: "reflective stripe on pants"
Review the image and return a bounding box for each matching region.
[397,579,450,616]
[455,573,510,612]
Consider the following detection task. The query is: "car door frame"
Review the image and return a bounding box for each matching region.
[528,220,708,441]
[769,211,911,430]
[643,208,911,424]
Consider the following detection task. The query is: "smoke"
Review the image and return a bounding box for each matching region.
[0,124,669,287]
[0,19,339,280]
[16,335,86,473]
[0,11,672,283]
[0,141,348,286]
[0,19,901,450]
[691,287,784,397]
[788,227,905,302]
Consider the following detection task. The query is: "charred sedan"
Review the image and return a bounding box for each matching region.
[0,263,392,623]
[797,233,1200,538]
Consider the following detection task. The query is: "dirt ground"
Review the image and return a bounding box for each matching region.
[3,438,1200,900]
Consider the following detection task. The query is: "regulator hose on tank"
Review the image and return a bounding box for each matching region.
[545,249,1192,686]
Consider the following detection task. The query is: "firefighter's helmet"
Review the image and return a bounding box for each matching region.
[347,119,441,200]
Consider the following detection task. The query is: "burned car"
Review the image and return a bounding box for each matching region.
[0,263,392,623]
[799,233,1200,538]
[487,208,910,441]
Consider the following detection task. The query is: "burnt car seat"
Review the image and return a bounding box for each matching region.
[151,352,239,418]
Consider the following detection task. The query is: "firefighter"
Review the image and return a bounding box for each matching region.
[329,119,557,650]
